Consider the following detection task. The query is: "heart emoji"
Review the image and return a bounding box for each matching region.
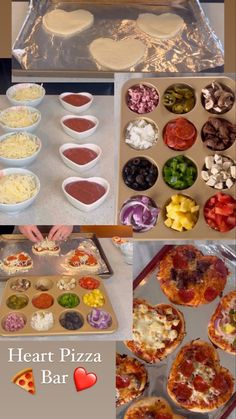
[74,367,97,392]
[42,9,94,37]
[89,38,146,70]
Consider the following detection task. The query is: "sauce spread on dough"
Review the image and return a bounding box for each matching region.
[65,180,106,204]
[62,94,91,107]
[63,147,97,165]
[63,118,95,132]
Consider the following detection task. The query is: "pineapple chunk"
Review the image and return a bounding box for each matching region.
[164,218,172,228]
[171,220,183,231]
[171,194,181,204]
[223,323,236,334]
[191,205,200,213]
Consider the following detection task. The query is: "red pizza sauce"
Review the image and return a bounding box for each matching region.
[63,118,95,132]
[62,94,91,107]
[65,180,106,204]
[63,147,98,165]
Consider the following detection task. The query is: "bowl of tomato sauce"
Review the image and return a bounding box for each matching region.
[60,114,99,140]
[59,143,102,173]
[59,92,93,113]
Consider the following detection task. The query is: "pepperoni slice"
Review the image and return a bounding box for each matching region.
[173,383,193,402]
[178,288,195,303]
[28,389,35,394]
[7,255,17,261]
[175,123,196,140]
[194,347,209,362]
[116,375,130,389]
[18,253,28,261]
[179,360,194,378]
[193,375,209,392]
[212,374,230,393]
[25,373,32,380]
[156,414,173,419]
[173,253,188,269]
[204,287,218,302]
[19,379,25,386]
[28,381,34,387]
[214,259,228,277]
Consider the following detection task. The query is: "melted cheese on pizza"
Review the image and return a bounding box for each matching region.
[133,304,179,350]
[33,237,58,252]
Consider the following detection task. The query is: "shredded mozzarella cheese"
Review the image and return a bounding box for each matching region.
[0,108,39,128]
[11,85,43,101]
[0,133,39,159]
[0,174,38,204]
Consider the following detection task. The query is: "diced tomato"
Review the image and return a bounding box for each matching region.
[215,205,234,216]
[193,375,209,392]
[204,193,236,233]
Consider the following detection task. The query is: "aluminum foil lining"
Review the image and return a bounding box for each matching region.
[0,237,110,278]
[12,0,224,73]
[116,244,236,419]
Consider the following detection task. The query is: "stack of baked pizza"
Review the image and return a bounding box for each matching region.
[117,245,235,418]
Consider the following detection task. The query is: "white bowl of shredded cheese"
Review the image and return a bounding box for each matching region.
[6,83,45,107]
[0,106,41,133]
[0,168,40,214]
[0,132,41,167]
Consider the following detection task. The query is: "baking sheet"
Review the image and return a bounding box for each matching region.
[0,94,114,225]
[0,233,113,280]
[12,0,224,74]
[0,273,118,336]
[116,244,236,419]
[116,75,236,240]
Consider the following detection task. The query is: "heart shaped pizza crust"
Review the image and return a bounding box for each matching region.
[137,12,184,39]
[89,38,146,70]
[42,9,94,36]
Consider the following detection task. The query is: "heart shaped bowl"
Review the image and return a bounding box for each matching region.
[59,143,102,173]
[0,106,41,133]
[59,92,93,114]
[0,132,42,167]
[60,115,99,140]
[62,176,110,212]
[0,167,40,214]
[6,83,45,107]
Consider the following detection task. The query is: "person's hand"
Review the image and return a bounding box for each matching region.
[18,225,44,243]
[48,225,73,241]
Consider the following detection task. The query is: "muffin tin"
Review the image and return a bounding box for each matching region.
[117,76,236,239]
[0,274,118,336]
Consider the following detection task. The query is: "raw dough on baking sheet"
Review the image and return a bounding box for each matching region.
[89,38,146,70]
[42,9,94,36]
[137,13,184,39]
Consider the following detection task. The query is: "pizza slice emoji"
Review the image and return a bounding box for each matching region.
[12,368,36,395]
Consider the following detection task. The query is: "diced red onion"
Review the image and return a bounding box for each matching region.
[120,195,159,232]
[127,84,159,114]
[87,309,112,329]
[3,313,25,332]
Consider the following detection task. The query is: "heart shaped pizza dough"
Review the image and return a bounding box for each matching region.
[137,13,184,39]
[42,9,94,36]
[89,38,146,70]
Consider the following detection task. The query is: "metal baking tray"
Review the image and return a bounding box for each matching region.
[0,273,118,336]
[116,244,236,419]
[12,0,224,78]
[116,76,236,240]
[0,233,113,280]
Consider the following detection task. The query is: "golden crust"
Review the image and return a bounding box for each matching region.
[12,368,33,383]
[124,298,185,364]
[208,290,236,355]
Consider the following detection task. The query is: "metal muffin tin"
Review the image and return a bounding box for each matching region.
[0,233,113,280]
[116,244,236,419]
[0,274,118,337]
[117,76,236,240]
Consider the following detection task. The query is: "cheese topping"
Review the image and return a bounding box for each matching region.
[133,303,179,350]
[33,237,58,252]
[0,132,39,159]
[0,174,38,204]
[11,85,43,101]
[0,108,40,128]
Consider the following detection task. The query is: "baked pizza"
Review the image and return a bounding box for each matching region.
[12,368,36,395]
[208,290,236,355]
[157,245,228,306]
[167,340,234,412]
[124,299,185,363]
[124,396,185,419]
[0,252,33,274]
[64,248,100,272]
[32,237,60,255]
[116,353,148,407]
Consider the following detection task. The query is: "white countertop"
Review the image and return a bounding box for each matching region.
[0,95,115,225]
[0,238,132,341]
[12,2,224,83]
